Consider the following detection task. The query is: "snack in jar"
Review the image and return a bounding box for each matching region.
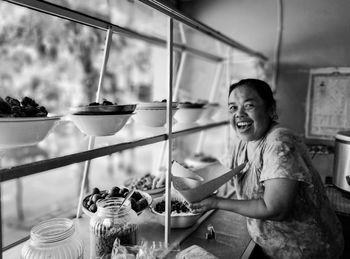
[90,197,139,258]
[21,218,83,259]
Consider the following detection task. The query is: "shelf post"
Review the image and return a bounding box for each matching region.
[165,16,174,247]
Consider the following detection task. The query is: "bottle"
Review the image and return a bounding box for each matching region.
[90,197,138,259]
[21,218,84,259]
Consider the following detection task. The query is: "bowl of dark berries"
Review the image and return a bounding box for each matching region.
[150,195,202,228]
[70,99,137,115]
[0,96,60,148]
[69,99,135,136]
[82,186,152,217]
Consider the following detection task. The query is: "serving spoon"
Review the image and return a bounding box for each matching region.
[116,189,135,213]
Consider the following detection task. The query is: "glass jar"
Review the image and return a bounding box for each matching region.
[21,218,84,259]
[90,197,138,259]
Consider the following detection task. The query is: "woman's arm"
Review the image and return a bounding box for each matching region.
[189,178,299,221]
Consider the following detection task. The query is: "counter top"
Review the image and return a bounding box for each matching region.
[4,189,253,259]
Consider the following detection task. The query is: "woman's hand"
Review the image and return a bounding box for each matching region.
[188,196,218,214]
[152,168,166,189]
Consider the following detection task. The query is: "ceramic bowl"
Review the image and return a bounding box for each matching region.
[70,104,136,115]
[0,115,61,148]
[133,108,178,127]
[174,108,204,124]
[70,113,133,136]
[150,196,202,228]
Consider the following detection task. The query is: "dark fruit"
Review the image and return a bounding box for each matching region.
[109,186,120,197]
[131,191,143,201]
[92,193,102,203]
[89,203,97,213]
[137,197,149,211]
[92,187,100,195]
[119,188,129,197]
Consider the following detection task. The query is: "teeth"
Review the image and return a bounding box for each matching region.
[237,122,251,127]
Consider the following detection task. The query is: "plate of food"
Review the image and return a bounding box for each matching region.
[124,173,165,195]
[82,186,152,217]
[150,195,202,228]
[70,99,136,115]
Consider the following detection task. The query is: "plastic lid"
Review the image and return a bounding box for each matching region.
[335,131,350,142]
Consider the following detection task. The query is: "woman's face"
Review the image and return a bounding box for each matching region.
[228,86,272,142]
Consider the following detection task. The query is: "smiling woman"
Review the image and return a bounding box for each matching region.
[189,78,344,259]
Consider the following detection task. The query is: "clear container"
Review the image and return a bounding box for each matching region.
[90,197,139,259]
[21,218,84,259]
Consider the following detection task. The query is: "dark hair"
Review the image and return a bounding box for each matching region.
[229,78,278,121]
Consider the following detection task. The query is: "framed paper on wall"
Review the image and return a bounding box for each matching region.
[305,67,350,140]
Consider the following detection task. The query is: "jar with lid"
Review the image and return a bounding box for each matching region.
[21,218,84,259]
[90,197,139,258]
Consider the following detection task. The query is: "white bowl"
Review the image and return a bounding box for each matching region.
[0,115,61,149]
[70,113,133,136]
[133,108,178,127]
[150,196,202,228]
[174,108,204,124]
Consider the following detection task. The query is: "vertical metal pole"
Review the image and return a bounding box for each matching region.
[0,161,2,259]
[76,27,113,218]
[165,17,173,247]
[173,23,187,101]
[223,47,233,195]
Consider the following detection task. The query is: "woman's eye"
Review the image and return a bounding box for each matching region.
[228,106,237,113]
[244,103,254,110]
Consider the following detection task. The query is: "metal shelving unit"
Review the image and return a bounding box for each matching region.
[0,0,266,256]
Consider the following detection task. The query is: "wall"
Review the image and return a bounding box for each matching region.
[178,0,350,137]
[177,0,350,178]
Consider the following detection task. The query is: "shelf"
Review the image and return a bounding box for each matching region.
[0,120,228,182]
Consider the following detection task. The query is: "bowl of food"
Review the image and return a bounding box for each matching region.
[174,107,205,124]
[70,100,136,115]
[133,108,178,127]
[82,186,152,217]
[70,113,134,136]
[0,96,60,148]
[150,196,202,228]
[177,102,206,109]
[137,100,178,110]
[124,173,165,195]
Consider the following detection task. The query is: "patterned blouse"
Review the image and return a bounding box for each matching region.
[229,126,344,259]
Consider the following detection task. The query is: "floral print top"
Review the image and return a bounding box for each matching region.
[229,126,344,259]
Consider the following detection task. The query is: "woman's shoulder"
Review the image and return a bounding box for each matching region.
[266,126,300,144]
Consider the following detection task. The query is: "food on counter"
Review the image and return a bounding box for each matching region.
[126,173,164,191]
[154,199,191,215]
[176,245,218,259]
[92,221,138,257]
[83,186,150,214]
[0,96,48,117]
